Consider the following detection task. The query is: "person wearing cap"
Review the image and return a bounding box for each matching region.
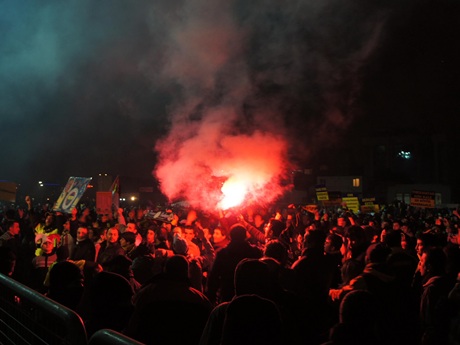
[31,235,58,293]
[120,231,149,261]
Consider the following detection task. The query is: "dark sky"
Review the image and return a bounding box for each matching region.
[1,0,459,196]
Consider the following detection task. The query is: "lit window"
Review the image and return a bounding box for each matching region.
[353,178,360,187]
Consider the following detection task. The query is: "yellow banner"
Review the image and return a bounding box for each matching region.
[342,196,360,213]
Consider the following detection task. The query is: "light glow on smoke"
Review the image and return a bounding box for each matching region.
[152,0,388,211]
[155,127,290,212]
[219,177,247,210]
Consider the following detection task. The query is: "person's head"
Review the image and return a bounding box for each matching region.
[347,226,366,250]
[63,219,71,232]
[99,228,108,242]
[126,222,137,233]
[229,224,247,243]
[48,261,84,310]
[234,259,272,298]
[264,218,284,238]
[128,209,136,219]
[120,232,136,251]
[172,226,183,237]
[104,255,134,280]
[420,247,447,278]
[264,240,288,266]
[131,255,158,285]
[221,295,283,345]
[365,243,391,264]
[337,216,347,228]
[339,290,377,326]
[100,214,109,223]
[384,230,402,248]
[89,271,133,309]
[303,229,326,251]
[202,227,211,241]
[401,233,409,250]
[7,221,20,236]
[76,227,89,241]
[106,227,120,244]
[415,233,437,257]
[183,227,195,242]
[157,227,169,242]
[212,228,228,244]
[88,228,97,242]
[324,233,343,254]
[45,213,54,227]
[41,236,55,254]
[164,255,189,282]
[363,226,378,243]
[136,208,144,220]
[146,229,155,244]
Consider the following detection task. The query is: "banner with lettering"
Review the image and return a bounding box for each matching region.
[53,177,92,213]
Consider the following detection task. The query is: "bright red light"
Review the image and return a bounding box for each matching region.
[155,119,293,212]
[219,177,247,210]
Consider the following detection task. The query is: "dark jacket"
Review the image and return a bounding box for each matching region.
[206,240,262,304]
[71,238,96,261]
[96,241,125,267]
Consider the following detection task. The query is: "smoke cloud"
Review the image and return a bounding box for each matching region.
[152,0,391,208]
[1,0,393,200]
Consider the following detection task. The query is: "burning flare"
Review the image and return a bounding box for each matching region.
[219,177,248,210]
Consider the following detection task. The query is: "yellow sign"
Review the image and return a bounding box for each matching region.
[342,196,360,213]
[316,185,329,201]
[361,204,380,214]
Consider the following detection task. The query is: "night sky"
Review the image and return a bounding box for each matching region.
[1,0,459,199]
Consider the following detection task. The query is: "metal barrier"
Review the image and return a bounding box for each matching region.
[88,329,144,345]
[0,273,87,345]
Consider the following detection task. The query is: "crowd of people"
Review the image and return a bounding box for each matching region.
[0,196,459,345]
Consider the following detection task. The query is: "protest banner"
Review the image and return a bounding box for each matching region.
[315,185,329,201]
[342,195,360,213]
[410,190,435,208]
[53,177,92,213]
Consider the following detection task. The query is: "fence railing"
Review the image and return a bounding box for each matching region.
[0,273,143,345]
[0,273,87,345]
[88,329,144,345]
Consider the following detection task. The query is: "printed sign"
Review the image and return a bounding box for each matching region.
[342,196,360,213]
[410,190,435,208]
[315,185,329,201]
[361,197,379,214]
[53,177,92,213]
[96,192,113,215]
